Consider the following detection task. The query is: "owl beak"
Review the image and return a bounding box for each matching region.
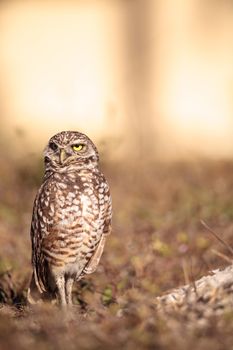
[59,149,69,164]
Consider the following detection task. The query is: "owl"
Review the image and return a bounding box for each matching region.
[27,131,112,307]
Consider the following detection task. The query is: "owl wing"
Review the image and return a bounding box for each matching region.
[83,235,107,275]
[28,193,46,303]
[28,184,54,303]
[83,185,112,275]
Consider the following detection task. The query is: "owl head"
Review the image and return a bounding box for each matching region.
[44,131,99,171]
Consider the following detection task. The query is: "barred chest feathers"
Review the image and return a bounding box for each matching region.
[37,169,110,276]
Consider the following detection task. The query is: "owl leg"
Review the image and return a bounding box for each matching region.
[65,277,74,306]
[55,275,66,307]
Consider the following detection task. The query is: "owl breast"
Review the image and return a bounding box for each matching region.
[35,168,111,281]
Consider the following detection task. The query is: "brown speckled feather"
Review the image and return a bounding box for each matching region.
[28,131,112,306]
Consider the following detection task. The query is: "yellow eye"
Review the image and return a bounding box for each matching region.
[72,144,83,152]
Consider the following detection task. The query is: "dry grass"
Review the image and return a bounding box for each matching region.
[0,157,233,349]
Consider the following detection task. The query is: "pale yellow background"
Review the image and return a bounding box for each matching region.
[1,0,233,159]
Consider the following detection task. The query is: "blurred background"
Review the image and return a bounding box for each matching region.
[1,0,233,160]
[0,1,233,349]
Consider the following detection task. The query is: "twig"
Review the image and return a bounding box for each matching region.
[190,258,198,296]
[200,220,233,257]
[182,259,190,285]
[211,249,233,264]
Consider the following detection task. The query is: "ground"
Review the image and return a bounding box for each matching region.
[0,157,233,349]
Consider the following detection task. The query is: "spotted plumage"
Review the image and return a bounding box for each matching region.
[28,131,112,307]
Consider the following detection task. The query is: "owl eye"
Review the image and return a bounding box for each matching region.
[49,142,58,151]
[72,144,84,152]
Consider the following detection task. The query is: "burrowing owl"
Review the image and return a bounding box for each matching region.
[27,131,112,307]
